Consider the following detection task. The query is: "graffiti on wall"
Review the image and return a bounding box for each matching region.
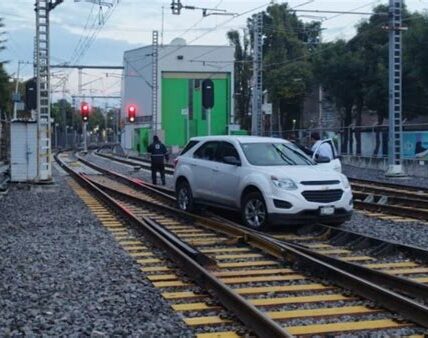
[403,132,428,159]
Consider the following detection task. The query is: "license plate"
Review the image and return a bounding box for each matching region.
[320,206,335,216]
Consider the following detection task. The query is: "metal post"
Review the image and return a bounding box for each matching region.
[187,113,190,141]
[35,0,53,181]
[13,61,21,120]
[83,122,87,153]
[152,31,159,135]
[207,108,211,136]
[251,12,263,136]
[386,0,406,176]
[318,85,323,128]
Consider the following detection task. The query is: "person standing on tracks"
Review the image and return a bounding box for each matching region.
[148,135,169,185]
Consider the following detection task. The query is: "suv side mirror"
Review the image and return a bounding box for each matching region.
[316,155,331,164]
[223,156,241,166]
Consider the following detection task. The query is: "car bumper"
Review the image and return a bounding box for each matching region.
[269,209,353,225]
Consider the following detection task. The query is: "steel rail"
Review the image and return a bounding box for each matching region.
[55,152,291,338]
[73,165,428,329]
[350,178,428,195]
[353,191,428,209]
[354,200,428,220]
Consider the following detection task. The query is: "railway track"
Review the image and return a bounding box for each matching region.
[56,151,428,337]
[96,149,428,222]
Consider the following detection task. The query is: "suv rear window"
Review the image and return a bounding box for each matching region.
[180,140,199,155]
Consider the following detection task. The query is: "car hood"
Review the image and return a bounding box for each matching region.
[254,165,342,183]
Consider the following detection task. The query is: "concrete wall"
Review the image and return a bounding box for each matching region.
[343,155,428,178]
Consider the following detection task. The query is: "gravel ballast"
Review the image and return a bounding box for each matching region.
[0,166,192,336]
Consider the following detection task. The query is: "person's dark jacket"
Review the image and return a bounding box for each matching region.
[148,141,168,165]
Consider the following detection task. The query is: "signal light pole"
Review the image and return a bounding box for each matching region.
[81,102,89,153]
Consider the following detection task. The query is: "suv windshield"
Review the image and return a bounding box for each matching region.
[241,142,315,166]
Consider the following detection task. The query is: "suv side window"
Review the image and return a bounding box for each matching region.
[217,142,240,163]
[193,141,219,161]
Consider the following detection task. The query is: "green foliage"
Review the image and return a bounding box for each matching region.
[227,29,252,130]
[0,18,9,115]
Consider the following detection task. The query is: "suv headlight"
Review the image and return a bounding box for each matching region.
[340,175,351,189]
[271,176,298,191]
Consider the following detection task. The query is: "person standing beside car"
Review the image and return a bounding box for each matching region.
[311,132,334,160]
[148,135,169,185]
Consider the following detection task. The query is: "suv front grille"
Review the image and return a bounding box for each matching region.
[301,180,340,185]
[302,189,343,203]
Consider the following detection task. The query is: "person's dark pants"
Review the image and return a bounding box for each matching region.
[151,163,165,185]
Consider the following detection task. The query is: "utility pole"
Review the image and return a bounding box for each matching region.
[386,0,406,177]
[77,67,88,152]
[35,0,63,182]
[152,30,159,135]
[61,81,66,148]
[13,61,22,120]
[251,12,263,136]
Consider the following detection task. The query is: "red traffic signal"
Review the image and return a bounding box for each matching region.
[128,104,137,123]
[81,102,90,122]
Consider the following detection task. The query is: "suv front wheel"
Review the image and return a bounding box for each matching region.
[176,180,195,212]
[242,191,269,230]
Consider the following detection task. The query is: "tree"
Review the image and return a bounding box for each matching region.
[260,3,316,132]
[227,29,252,130]
[0,18,9,115]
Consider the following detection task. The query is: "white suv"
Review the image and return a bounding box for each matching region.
[173,136,353,230]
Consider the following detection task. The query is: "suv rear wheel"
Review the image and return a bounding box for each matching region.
[242,191,269,230]
[176,180,194,212]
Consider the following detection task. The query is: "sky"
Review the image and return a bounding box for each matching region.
[1,0,428,107]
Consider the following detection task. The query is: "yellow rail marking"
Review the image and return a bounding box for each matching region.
[136,258,162,264]
[153,280,191,288]
[123,246,147,251]
[178,233,218,238]
[275,235,316,241]
[306,243,334,249]
[413,277,428,283]
[187,239,229,246]
[103,224,124,229]
[173,229,207,234]
[220,275,304,284]
[249,294,350,306]
[184,316,231,326]
[287,319,409,335]
[268,306,379,320]
[341,256,375,262]
[162,291,202,300]
[129,252,154,258]
[316,249,350,255]
[214,253,264,260]
[172,302,219,311]
[197,332,240,338]
[213,268,294,277]
[118,240,142,245]
[365,262,417,269]
[200,247,251,253]
[218,260,279,268]
[235,283,331,295]
[111,230,129,235]
[148,274,180,281]
[381,267,428,275]
[140,266,171,273]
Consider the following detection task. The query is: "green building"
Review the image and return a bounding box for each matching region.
[121,39,235,153]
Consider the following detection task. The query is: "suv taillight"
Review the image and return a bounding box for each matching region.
[173,158,179,168]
